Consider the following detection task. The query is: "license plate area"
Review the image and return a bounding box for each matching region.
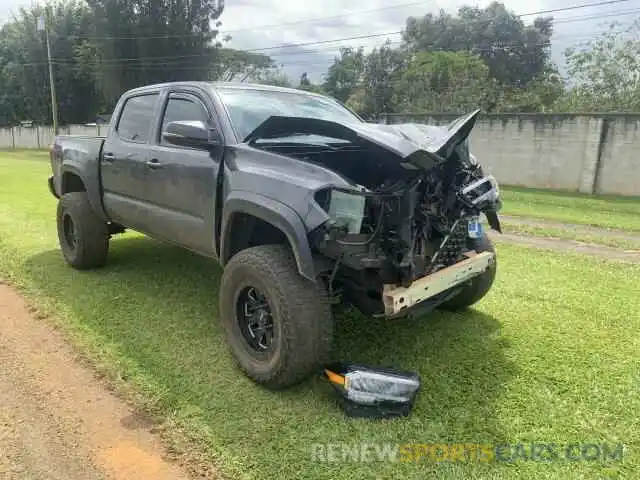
[467,216,483,238]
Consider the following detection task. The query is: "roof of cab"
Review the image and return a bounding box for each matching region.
[124,81,325,98]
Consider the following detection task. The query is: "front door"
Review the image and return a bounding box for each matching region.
[143,91,221,255]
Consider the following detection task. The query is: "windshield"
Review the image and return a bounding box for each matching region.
[216,87,362,141]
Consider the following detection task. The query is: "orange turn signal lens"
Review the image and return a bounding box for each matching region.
[324,369,346,386]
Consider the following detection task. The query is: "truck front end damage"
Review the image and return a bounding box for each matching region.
[246,109,501,317]
[310,163,500,317]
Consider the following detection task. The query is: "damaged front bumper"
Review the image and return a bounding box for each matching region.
[381,250,495,317]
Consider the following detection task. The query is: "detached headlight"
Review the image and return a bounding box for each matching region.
[324,363,421,418]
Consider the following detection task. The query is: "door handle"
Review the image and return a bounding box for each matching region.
[146,159,165,170]
[103,152,116,162]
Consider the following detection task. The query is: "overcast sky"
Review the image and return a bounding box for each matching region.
[1,0,637,82]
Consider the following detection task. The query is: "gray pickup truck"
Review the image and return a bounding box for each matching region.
[48,82,502,389]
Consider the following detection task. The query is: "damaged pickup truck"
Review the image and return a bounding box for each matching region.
[48,82,501,389]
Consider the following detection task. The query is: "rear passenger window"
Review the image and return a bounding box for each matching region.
[116,94,158,142]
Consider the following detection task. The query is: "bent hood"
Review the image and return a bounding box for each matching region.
[243,109,480,169]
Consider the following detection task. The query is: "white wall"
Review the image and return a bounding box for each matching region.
[2,116,639,196]
[0,125,102,149]
[380,113,640,197]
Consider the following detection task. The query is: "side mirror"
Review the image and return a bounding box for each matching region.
[162,120,221,149]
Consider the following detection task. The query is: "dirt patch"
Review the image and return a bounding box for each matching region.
[0,283,205,480]
[489,232,640,263]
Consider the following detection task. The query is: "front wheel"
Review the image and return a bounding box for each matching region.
[440,234,496,311]
[219,245,334,389]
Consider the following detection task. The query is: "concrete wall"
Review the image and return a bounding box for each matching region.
[2,115,639,195]
[380,113,640,196]
[0,125,102,149]
[596,118,640,196]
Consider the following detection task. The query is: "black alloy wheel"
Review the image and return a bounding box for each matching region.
[236,286,275,352]
[62,213,78,252]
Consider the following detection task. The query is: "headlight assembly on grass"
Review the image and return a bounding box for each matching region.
[323,363,421,419]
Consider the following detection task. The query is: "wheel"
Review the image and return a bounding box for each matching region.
[440,233,496,311]
[56,192,109,269]
[219,245,334,389]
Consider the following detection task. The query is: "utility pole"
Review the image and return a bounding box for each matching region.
[38,15,59,134]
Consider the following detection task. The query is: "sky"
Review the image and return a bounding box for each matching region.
[1,0,638,82]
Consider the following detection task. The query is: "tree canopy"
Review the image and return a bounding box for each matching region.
[557,20,640,112]
[0,1,638,126]
[403,2,554,86]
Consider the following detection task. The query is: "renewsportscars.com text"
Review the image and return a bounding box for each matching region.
[310,442,625,463]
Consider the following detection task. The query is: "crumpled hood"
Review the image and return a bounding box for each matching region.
[243,109,480,169]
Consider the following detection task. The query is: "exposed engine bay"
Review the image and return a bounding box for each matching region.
[247,111,502,316]
[313,156,500,278]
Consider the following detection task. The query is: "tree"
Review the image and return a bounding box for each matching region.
[0,1,101,126]
[322,47,365,103]
[493,72,565,112]
[392,51,491,113]
[84,0,225,105]
[359,41,407,118]
[556,20,640,112]
[345,87,367,115]
[297,72,324,93]
[217,48,275,82]
[403,2,554,86]
[257,70,293,88]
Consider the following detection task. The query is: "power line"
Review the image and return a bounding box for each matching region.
[50,0,634,42]
[6,28,625,69]
[55,1,431,41]
[553,8,640,24]
[517,0,633,17]
[243,3,639,53]
[222,0,429,34]
[6,4,638,68]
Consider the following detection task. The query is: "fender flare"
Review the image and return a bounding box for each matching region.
[220,191,316,282]
[60,163,108,221]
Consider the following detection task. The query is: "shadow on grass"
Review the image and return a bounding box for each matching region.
[24,235,516,475]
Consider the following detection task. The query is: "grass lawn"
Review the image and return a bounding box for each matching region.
[500,187,640,233]
[495,222,640,251]
[1,151,639,479]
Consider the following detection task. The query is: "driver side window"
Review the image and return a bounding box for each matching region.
[160,94,210,144]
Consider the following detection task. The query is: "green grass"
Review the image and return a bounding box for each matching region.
[500,187,640,233]
[496,222,640,251]
[1,151,639,479]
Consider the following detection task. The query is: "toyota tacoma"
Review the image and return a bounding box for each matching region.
[48,82,501,389]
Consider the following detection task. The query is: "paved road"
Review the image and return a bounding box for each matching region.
[0,283,195,480]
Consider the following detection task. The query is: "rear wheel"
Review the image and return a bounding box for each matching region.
[56,192,109,269]
[219,245,334,389]
[440,233,496,311]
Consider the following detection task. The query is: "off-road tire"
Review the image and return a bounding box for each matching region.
[57,192,109,269]
[219,245,334,389]
[440,233,496,311]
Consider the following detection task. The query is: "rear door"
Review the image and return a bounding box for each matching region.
[101,91,160,231]
[143,89,222,255]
